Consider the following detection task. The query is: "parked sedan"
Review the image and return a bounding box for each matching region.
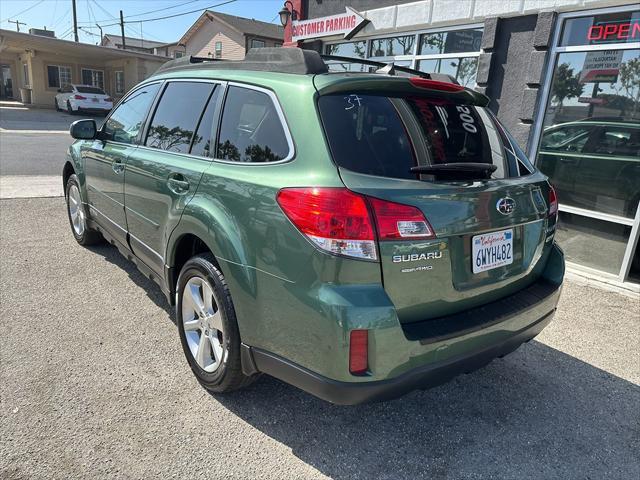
[55,84,113,115]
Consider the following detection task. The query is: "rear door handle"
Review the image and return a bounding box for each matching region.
[167,173,190,194]
[112,159,125,174]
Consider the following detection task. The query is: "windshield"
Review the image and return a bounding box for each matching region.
[76,86,106,94]
[318,94,509,180]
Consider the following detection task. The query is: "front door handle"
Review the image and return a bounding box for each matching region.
[167,173,190,194]
[112,159,125,174]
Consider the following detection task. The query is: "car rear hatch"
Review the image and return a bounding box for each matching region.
[315,75,557,323]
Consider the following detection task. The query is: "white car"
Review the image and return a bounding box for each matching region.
[55,84,113,115]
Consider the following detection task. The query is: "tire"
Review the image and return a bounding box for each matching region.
[176,253,256,393]
[65,174,102,246]
[66,100,74,114]
[55,99,61,112]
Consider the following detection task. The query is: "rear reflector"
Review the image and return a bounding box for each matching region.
[409,77,464,92]
[368,197,435,240]
[276,187,377,260]
[349,330,368,375]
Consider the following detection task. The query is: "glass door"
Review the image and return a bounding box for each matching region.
[531,7,640,284]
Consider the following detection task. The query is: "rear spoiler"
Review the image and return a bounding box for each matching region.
[314,76,490,107]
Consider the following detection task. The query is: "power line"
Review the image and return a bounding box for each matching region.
[52,7,71,31]
[1,0,45,23]
[95,0,237,28]
[78,0,205,24]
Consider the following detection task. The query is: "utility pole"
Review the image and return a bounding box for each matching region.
[96,24,103,44]
[71,0,78,42]
[120,11,126,50]
[8,19,26,32]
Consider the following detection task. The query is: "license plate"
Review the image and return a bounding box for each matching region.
[472,229,513,273]
[92,98,99,103]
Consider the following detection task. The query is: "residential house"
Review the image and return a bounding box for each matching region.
[0,29,167,106]
[100,34,168,55]
[179,11,284,60]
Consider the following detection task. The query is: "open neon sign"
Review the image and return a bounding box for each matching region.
[587,19,640,43]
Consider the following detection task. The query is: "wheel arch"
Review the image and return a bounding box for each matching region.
[62,161,75,196]
[165,196,257,303]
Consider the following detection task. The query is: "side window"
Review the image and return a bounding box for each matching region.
[103,83,160,144]
[145,82,215,154]
[217,86,289,163]
[191,86,221,157]
[585,127,639,157]
[540,125,592,153]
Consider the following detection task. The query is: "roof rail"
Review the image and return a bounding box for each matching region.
[156,47,328,75]
[189,56,226,63]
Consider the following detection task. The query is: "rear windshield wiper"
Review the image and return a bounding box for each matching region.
[411,163,497,177]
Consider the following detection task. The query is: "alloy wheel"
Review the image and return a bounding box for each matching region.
[67,184,86,236]
[182,276,225,373]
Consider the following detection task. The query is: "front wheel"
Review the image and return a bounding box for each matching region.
[176,254,256,393]
[55,99,61,111]
[65,174,102,245]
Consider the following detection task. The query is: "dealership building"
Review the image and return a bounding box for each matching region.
[283,0,640,289]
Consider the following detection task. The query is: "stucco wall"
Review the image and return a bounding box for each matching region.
[0,50,164,107]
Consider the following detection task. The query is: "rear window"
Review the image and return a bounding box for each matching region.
[76,86,105,94]
[318,94,509,180]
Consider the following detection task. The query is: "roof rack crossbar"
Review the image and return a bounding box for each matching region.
[320,54,431,79]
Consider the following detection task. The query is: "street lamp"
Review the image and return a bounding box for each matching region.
[278,1,297,27]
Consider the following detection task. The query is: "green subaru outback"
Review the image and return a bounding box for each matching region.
[63,48,564,404]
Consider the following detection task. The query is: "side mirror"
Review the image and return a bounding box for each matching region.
[57,88,62,93]
[69,119,97,140]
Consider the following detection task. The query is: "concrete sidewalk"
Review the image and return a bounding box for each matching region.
[0,176,63,199]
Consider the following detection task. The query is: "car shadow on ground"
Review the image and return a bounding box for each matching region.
[86,242,176,324]
[89,241,640,479]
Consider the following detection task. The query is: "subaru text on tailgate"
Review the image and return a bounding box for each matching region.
[62,48,564,404]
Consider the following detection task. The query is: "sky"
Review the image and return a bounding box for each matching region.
[0,0,283,44]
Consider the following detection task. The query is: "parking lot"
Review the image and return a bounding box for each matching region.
[1,105,639,479]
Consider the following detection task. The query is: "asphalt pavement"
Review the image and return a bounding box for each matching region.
[1,197,639,480]
[0,104,103,177]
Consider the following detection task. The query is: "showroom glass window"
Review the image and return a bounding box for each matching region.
[532,8,640,284]
[324,26,482,87]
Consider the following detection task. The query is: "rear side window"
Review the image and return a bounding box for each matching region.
[318,94,508,180]
[217,86,289,163]
[318,95,415,179]
[146,82,215,154]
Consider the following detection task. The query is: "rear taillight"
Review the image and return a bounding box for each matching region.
[277,188,436,261]
[368,197,435,240]
[73,94,86,100]
[409,77,464,92]
[548,185,558,221]
[349,330,368,375]
[276,188,377,260]
[104,97,113,102]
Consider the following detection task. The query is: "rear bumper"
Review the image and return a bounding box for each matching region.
[76,107,111,114]
[240,243,564,405]
[248,305,555,405]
